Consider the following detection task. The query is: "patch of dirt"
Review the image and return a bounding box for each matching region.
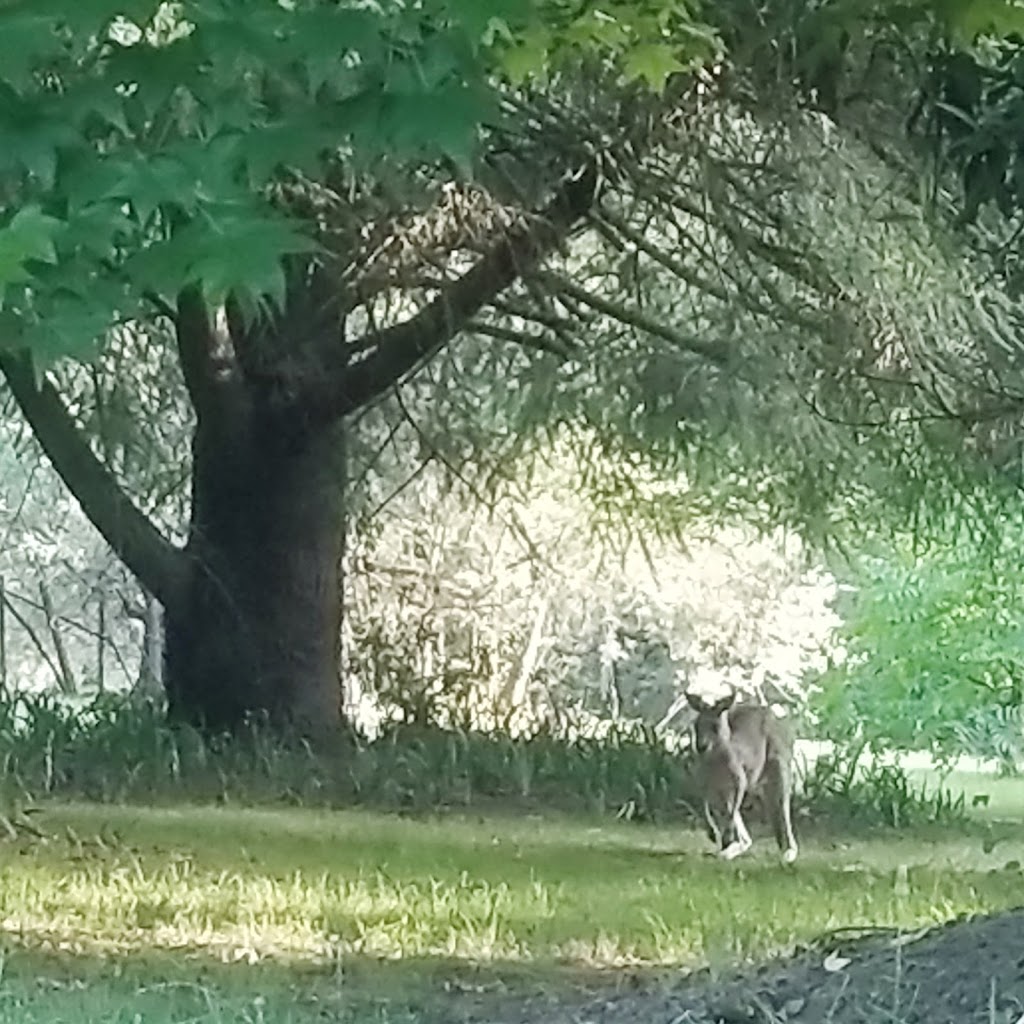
[493,908,1024,1024]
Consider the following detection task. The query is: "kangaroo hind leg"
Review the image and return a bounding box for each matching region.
[764,758,798,863]
[704,799,723,849]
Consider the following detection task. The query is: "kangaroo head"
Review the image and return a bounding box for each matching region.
[685,691,737,754]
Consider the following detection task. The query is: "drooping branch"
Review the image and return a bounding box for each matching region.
[534,269,733,366]
[0,354,187,611]
[297,162,602,428]
[468,319,573,358]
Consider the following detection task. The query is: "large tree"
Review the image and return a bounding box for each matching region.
[0,0,723,734]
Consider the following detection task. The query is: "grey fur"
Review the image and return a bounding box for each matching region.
[686,692,798,863]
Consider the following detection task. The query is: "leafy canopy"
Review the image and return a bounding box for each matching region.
[0,0,716,367]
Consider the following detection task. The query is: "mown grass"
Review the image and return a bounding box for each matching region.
[0,696,1017,1021]
[908,765,1024,821]
[0,796,1020,1022]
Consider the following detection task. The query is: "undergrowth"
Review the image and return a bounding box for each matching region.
[803,752,967,827]
[0,693,698,821]
[0,692,969,830]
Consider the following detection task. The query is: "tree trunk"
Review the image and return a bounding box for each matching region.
[130,589,164,702]
[163,411,345,736]
[37,577,76,695]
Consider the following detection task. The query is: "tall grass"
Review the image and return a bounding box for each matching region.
[0,693,700,821]
[0,692,971,831]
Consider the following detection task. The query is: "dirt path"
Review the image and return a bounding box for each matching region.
[495,908,1024,1024]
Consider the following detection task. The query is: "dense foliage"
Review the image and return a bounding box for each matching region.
[0,0,715,365]
[811,511,1024,773]
[4,0,1024,732]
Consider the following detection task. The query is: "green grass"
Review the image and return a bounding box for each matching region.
[0,692,1018,1021]
[0,796,1020,1022]
[907,765,1024,821]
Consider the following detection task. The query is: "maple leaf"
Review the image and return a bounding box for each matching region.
[622,42,687,93]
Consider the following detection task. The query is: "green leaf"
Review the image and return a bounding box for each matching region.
[22,295,113,363]
[130,207,318,309]
[238,113,342,187]
[437,0,532,46]
[59,79,133,137]
[105,35,202,119]
[0,9,64,90]
[125,231,199,298]
[383,82,491,169]
[949,0,1024,43]
[0,89,81,189]
[564,8,633,51]
[29,0,162,34]
[622,42,687,93]
[0,206,63,294]
[288,7,387,94]
[59,201,135,260]
[105,140,249,225]
[210,209,316,296]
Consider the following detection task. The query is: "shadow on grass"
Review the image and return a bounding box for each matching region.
[0,942,693,1024]
[0,800,1020,1022]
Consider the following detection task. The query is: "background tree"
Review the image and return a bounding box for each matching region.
[811,509,1024,776]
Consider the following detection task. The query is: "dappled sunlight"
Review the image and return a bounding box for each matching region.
[0,802,1019,984]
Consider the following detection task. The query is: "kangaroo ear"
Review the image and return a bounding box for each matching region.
[712,692,737,715]
[685,693,706,712]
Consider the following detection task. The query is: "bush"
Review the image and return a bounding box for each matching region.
[809,516,1024,771]
[0,692,977,833]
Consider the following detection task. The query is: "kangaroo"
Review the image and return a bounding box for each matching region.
[686,691,798,863]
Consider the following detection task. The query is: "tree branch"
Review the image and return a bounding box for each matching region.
[468,319,573,358]
[0,589,65,692]
[174,287,247,420]
[173,287,216,413]
[296,162,602,428]
[534,269,733,366]
[0,354,187,611]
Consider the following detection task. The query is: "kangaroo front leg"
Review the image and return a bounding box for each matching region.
[720,812,752,860]
[718,780,751,860]
[704,800,723,849]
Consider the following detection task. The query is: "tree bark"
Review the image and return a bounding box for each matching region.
[163,408,346,735]
[128,589,164,702]
[37,577,76,695]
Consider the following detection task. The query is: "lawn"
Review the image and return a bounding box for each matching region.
[0,776,1020,1023]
